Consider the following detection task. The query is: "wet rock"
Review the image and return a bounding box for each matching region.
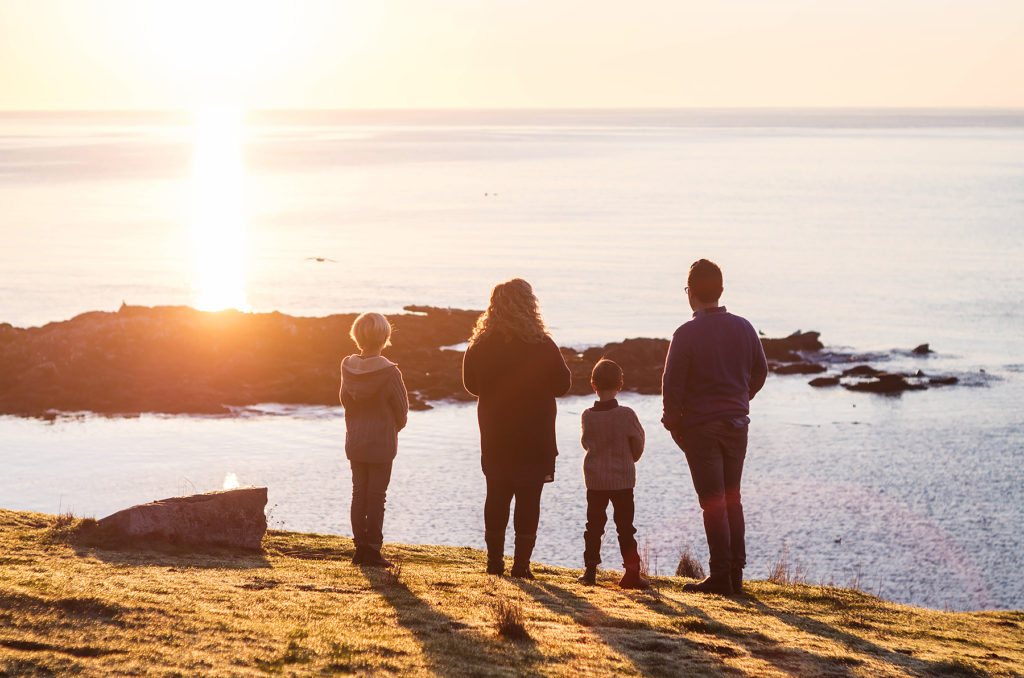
[772,350,804,363]
[760,331,823,360]
[912,343,932,355]
[98,487,268,550]
[843,373,928,394]
[809,376,841,387]
[773,362,827,375]
[928,376,959,386]
[841,365,883,377]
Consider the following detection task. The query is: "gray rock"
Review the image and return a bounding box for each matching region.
[98,487,267,550]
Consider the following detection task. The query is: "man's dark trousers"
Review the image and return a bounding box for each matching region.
[673,418,747,576]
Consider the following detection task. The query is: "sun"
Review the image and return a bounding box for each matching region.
[189,107,250,313]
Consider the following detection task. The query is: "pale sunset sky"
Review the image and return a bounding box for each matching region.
[1,0,1022,110]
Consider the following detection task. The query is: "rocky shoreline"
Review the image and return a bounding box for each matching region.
[0,305,974,418]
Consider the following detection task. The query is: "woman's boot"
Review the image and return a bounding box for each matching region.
[509,534,536,579]
[485,531,505,575]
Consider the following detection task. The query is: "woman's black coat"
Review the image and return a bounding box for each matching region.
[462,332,572,482]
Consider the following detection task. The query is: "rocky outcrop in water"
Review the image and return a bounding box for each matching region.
[0,305,479,416]
[98,487,268,550]
[0,305,973,417]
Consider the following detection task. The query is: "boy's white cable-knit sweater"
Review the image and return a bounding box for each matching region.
[580,403,645,491]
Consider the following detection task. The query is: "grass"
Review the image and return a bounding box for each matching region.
[491,592,530,640]
[0,508,1021,677]
[675,545,706,580]
[767,542,811,586]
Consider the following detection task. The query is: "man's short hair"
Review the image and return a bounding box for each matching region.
[591,359,623,390]
[687,259,723,303]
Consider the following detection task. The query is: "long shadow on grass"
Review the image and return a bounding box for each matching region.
[651,594,962,675]
[71,543,271,569]
[356,567,542,678]
[511,579,734,678]
[618,589,860,677]
[744,596,989,677]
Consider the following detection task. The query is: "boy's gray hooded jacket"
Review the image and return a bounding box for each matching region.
[339,355,409,463]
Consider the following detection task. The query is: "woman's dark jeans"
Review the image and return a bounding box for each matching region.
[350,460,394,552]
[673,418,748,576]
[483,475,544,556]
[583,489,640,569]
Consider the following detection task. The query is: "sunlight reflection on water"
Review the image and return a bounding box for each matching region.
[189,108,249,312]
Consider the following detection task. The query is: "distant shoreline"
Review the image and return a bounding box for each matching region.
[3,107,1024,129]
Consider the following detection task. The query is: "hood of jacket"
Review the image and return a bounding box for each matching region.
[341,355,398,401]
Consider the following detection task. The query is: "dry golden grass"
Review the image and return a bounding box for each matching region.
[0,508,1021,677]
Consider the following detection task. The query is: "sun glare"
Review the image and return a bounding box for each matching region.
[190,107,250,312]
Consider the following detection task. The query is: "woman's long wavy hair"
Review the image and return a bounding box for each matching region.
[469,278,549,344]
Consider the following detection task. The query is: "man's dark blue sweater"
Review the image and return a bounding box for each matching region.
[661,306,768,431]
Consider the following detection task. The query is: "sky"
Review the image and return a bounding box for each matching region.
[1,0,1022,110]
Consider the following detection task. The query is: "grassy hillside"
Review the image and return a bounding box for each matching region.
[0,509,1020,677]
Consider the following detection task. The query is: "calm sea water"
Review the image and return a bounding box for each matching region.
[1,110,1022,610]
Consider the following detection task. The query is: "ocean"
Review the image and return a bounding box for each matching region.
[1,109,1022,611]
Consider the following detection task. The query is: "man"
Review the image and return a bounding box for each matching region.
[662,259,768,595]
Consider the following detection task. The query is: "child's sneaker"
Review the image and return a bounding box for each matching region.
[577,565,597,585]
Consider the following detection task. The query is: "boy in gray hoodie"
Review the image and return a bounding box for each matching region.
[339,312,409,567]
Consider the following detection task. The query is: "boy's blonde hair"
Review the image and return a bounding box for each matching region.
[350,312,392,351]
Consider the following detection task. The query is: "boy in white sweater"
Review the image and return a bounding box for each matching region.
[578,359,648,588]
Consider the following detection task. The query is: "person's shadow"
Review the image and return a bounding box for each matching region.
[510,578,733,677]
[355,566,542,677]
[621,586,978,677]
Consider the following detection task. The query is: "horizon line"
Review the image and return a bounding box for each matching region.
[3,105,1024,114]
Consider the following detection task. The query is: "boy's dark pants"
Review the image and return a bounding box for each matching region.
[583,489,641,568]
[673,418,748,577]
[350,460,394,552]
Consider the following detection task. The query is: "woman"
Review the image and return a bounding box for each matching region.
[462,278,571,578]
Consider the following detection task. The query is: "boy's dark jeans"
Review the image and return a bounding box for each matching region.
[672,418,748,576]
[350,460,394,552]
[583,489,640,568]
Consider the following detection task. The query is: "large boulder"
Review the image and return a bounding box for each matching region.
[98,487,268,550]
